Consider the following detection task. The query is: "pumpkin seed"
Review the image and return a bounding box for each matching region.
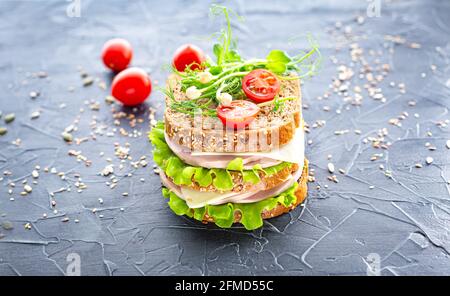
[0,127,7,136]
[4,113,15,124]
[82,77,94,87]
[62,132,73,142]
[1,221,14,230]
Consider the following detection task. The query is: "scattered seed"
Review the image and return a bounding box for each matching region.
[101,165,114,176]
[4,113,15,124]
[415,163,423,168]
[105,95,115,105]
[425,157,433,165]
[37,71,47,78]
[61,217,69,222]
[327,163,335,173]
[122,192,129,197]
[82,77,94,87]
[32,170,39,178]
[30,111,41,119]
[446,140,450,149]
[29,91,39,99]
[24,223,32,230]
[0,127,7,136]
[24,184,32,193]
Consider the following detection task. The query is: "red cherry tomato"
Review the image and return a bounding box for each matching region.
[111,67,151,106]
[217,100,260,129]
[102,38,133,72]
[242,69,280,103]
[172,44,206,72]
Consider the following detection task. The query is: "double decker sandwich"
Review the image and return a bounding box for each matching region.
[150,5,320,230]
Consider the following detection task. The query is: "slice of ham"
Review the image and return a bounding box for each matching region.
[159,165,303,207]
[164,132,282,169]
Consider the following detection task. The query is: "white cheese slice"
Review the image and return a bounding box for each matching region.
[191,127,305,164]
[180,187,254,209]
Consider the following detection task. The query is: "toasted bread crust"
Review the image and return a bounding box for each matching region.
[202,159,309,225]
[164,74,302,153]
[167,163,300,193]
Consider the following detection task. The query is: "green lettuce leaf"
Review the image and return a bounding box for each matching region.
[163,181,300,230]
[211,169,234,191]
[242,170,260,184]
[234,198,278,230]
[167,191,190,216]
[193,167,213,187]
[226,157,244,171]
[277,181,298,207]
[264,162,291,176]
[206,204,234,228]
[193,207,206,221]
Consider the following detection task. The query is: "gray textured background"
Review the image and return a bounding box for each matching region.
[0,0,450,276]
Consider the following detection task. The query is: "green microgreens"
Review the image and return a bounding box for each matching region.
[159,85,217,117]
[168,4,321,117]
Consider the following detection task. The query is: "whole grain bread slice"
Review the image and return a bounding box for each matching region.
[164,73,302,153]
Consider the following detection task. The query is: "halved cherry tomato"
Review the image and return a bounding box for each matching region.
[217,100,260,129]
[111,67,151,106]
[172,44,206,72]
[242,69,280,103]
[102,38,133,72]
